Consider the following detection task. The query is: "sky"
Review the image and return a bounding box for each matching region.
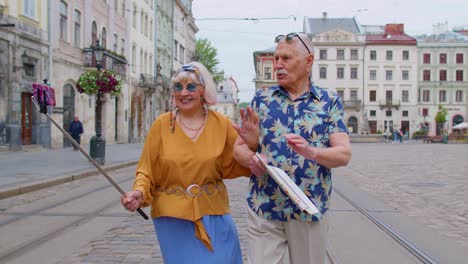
[192,0,468,103]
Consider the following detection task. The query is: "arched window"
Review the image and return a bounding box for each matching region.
[91,21,97,46]
[347,117,358,134]
[101,27,107,48]
[453,115,464,126]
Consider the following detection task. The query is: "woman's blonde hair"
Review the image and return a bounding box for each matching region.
[170,61,217,105]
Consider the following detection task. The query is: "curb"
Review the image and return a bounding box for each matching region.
[0,160,138,200]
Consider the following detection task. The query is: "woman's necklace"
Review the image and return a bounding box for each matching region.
[178,110,207,139]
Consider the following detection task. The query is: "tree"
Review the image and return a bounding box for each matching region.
[238,102,249,109]
[435,104,448,135]
[195,38,224,83]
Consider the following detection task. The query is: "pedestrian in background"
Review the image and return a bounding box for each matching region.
[121,62,251,264]
[234,33,351,264]
[68,116,83,151]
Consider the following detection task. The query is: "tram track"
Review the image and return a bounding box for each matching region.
[333,186,439,264]
[0,175,134,263]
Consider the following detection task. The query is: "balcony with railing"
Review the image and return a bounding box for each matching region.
[343,99,362,109]
[139,74,157,92]
[83,48,127,76]
[379,99,400,110]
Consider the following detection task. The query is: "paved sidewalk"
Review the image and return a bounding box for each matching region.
[0,143,143,199]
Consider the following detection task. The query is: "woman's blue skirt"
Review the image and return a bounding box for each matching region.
[153,214,243,264]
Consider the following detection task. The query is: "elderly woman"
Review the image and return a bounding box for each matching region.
[121,62,250,263]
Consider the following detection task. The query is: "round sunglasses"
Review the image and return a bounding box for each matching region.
[172,82,201,93]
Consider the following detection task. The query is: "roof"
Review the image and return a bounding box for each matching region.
[366,24,416,45]
[304,17,361,35]
[366,34,417,45]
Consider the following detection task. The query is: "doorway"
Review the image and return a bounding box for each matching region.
[21,92,33,145]
[63,84,75,147]
[347,116,358,134]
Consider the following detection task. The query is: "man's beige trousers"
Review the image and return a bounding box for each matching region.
[246,207,328,264]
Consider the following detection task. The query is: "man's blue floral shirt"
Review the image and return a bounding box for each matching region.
[247,84,348,222]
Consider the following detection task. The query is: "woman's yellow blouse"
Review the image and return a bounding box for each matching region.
[132,110,250,250]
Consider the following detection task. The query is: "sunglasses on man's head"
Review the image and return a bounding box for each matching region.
[172,82,200,93]
[275,33,311,54]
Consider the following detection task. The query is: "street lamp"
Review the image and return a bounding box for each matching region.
[90,40,106,165]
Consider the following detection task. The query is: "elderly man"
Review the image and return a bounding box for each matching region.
[234,33,351,264]
[68,116,84,151]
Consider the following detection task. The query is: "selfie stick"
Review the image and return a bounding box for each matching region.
[31,96,149,220]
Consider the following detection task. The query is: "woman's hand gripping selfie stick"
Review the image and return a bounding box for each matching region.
[31,96,149,220]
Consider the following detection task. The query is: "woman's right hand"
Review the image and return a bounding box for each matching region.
[121,190,143,212]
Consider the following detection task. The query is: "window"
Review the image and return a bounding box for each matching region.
[385,70,393,81]
[101,28,107,48]
[369,70,376,80]
[456,53,464,64]
[456,70,464,81]
[422,108,428,116]
[423,53,430,64]
[150,19,153,40]
[73,10,81,47]
[122,0,126,17]
[350,49,358,60]
[140,11,144,33]
[60,1,68,41]
[370,50,376,60]
[132,45,136,72]
[337,67,344,79]
[369,110,376,117]
[439,70,447,81]
[23,63,35,77]
[369,90,376,102]
[23,0,35,18]
[132,5,137,28]
[336,90,344,98]
[91,21,97,45]
[264,67,271,80]
[423,70,431,81]
[319,67,327,79]
[350,90,358,101]
[113,33,118,52]
[402,111,408,117]
[319,50,327,60]
[121,39,125,56]
[439,53,447,64]
[386,90,393,104]
[402,50,409,60]
[455,90,463,102]
[422,90,430,102]
[386,50,393,60]
[179,45,185,63]
[114,0,119,11]
[350,67,358,79]
[174,40,178,61]
[337,49,344,60]
[402,70,409,80]
[386,110,392,117]
[402,90,409,102]
[439,90,446,102]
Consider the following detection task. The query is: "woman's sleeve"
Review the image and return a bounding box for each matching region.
[133,119,161,207]
[221,118,251,179]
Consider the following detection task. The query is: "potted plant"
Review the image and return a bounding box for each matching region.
[76,69,122,96]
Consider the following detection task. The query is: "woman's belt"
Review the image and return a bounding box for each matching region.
[156,181,225,198]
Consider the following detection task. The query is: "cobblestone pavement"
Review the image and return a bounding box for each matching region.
[335,142,468,249]
[56,177,251,264]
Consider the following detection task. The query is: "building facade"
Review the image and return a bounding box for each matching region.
[0,0,50,150]
[173,0,197,70]
[311,28,366,134]
[364,24,418,136]
[416,32,468,136]
[252,47,276,91]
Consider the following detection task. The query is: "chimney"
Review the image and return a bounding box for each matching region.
[384,24,404,35]
[322,12,327,19]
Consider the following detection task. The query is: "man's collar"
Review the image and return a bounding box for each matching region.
[272,83,320,101]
